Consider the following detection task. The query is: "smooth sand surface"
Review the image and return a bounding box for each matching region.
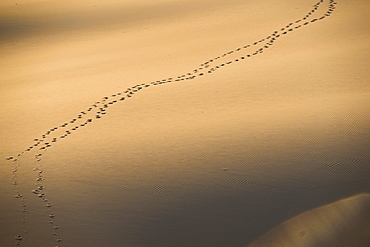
[248,193,370,246]
[1,0,369,246]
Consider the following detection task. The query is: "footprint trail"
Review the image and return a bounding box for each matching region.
[5,0,337,245]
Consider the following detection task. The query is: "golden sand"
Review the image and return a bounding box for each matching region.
[1,0,369,246]
[248,193,370,246]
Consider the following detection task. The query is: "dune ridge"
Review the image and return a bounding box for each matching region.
[248,193,370,246]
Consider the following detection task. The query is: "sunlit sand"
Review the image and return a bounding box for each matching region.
[0,0,369,246]
[248,193,370,246]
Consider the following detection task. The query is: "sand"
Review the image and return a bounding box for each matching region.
[248,193,370,246]
[0,0,369,246]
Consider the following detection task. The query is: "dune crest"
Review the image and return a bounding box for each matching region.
[248,193,370,247]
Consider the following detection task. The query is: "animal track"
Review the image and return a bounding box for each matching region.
[5,0,337,245]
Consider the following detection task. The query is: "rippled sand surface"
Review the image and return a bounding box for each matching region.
[0,0,369,246]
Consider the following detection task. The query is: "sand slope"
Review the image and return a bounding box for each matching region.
[248,193,370,246]
[1,0,369,246]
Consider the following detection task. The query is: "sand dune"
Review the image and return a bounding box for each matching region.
[1,0,369,246]
[248,193,370,246]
